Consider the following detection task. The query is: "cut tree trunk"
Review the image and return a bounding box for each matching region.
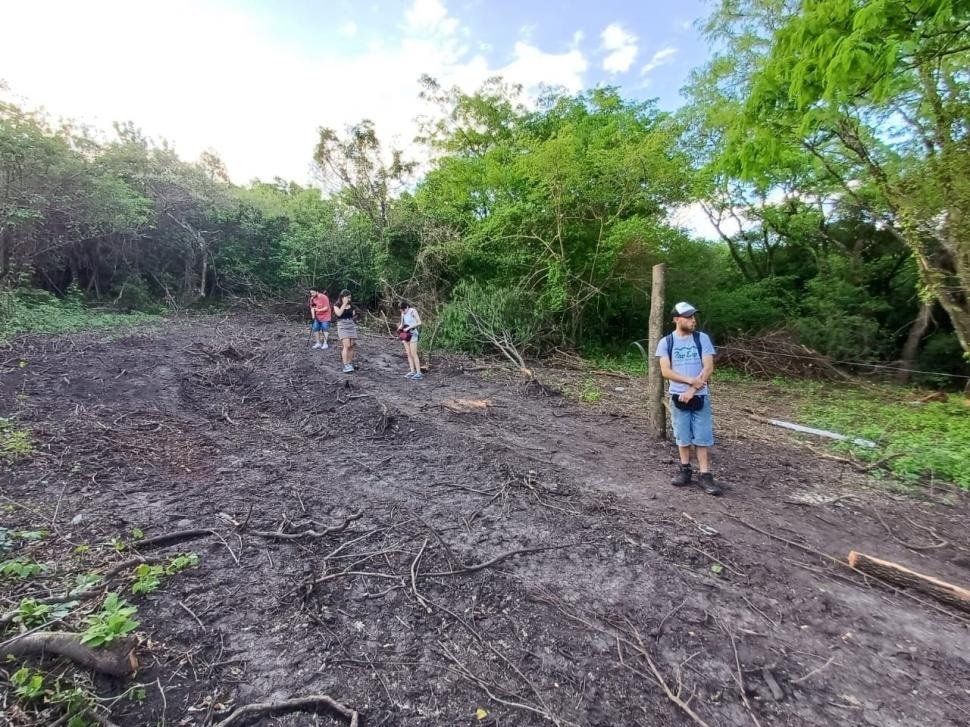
[0,632,138,677]
[848,551,970,614]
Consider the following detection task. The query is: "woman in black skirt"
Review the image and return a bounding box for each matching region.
[334,289,358,373]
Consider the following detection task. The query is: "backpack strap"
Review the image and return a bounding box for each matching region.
[692,331,703,361]
[666,333,674,367]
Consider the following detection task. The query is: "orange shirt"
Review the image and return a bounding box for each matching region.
[310,293,331,321]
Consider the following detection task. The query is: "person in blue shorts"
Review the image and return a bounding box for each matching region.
[656,301,722,496]
[309,290,331,349]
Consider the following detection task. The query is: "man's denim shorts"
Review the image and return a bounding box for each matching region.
[311,320,331,332]
[670,395,714,447]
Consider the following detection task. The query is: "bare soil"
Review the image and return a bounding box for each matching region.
[2,314,970,727]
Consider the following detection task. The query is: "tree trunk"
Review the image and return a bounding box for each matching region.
[647,264,667,440]
[199,246,208,298]
[896,300,934,384]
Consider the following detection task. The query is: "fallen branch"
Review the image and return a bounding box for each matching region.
[727,515,969,622]
[250,511,363,541]
[0,633,137,677]
[213,694,360,727]
[135,529,213,551]
[848,551,970,614]
[618,634,713,727]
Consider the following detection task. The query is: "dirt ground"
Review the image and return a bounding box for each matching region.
[2,314,969,727]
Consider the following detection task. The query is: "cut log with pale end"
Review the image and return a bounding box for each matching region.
[848,551,970,614]
[0,632,138,677]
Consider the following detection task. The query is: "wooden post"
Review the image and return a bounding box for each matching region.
[647,264,666,439]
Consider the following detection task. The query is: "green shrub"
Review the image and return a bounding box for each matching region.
[0,287,160,341]
[801,389,970,489]
[436,281,545,355]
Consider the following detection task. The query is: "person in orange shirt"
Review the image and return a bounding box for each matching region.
[309,289,331,349]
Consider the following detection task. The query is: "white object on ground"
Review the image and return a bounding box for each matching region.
[765,419,877,448]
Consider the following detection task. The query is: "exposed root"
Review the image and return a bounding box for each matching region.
[0,632,138,677]
[250,511,363,541]
[213,694,360,727]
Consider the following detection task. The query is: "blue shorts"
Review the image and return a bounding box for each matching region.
[407,329,420,343]
[670,395,715,447]
[311,320,331,332]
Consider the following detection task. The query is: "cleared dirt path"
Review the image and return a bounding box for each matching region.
[2,315,969,726]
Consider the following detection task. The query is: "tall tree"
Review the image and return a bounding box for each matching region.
[718,0,970,360]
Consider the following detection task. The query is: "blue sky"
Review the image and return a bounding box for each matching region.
[0,0,714,184]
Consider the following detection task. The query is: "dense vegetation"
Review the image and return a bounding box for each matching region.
[1,0,968,387]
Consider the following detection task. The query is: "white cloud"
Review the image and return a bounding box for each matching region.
[600,23,638,74]
[405,0,458,36]
[641,47,678,75]
[0,0,588,184]
[340,20,358,37]
[571,30,584,48]
[500,42,588,93]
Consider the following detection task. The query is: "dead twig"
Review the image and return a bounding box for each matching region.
[717,618,763,727]
[410,538,432,613]
[685,545,747,577]
[178,601,206,632]
[790,655,837,684]
[424,543,578,577]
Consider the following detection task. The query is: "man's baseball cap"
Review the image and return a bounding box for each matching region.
[671,301,698,317]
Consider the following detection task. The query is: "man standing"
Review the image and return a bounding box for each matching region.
[656,301,721,496]
[309,289,331,349]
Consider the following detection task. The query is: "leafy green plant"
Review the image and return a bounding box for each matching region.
[575,377,603,404]
[80,592,139,647]
[70,573,103,595]
[166,553,199,574]
[130,528,144,540]
[14,597,75,627]
[131,563,163,595]
[108,537,126,553]
[0,527,13,552]
[0,558,47,578]
[11,667,45,700]
[15,529,48,541]
[0,417,32,463]
[130,553,199,595]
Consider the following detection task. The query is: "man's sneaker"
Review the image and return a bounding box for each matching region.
[405,372,416,378]
[698,472,723,496]
[312,342,322,349]
[342,364,354,373]
[672,464,693,487]
[411,372,425,380]
[321,342,329,349]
